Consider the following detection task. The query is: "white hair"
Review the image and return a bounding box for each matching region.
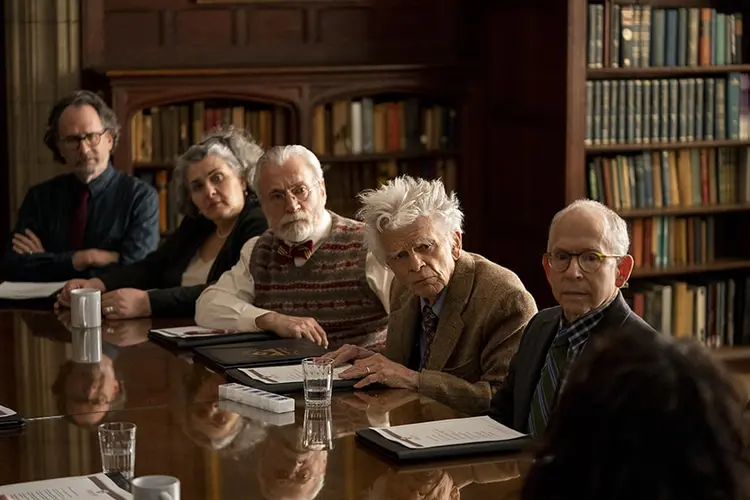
[356,176,464,263]
[251,144,324,193]
[548,199,630,255]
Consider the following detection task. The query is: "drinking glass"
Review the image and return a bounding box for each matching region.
[301,357,334,407]
[98,422,136,480]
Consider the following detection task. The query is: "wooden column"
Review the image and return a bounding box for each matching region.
[4,0,80,223]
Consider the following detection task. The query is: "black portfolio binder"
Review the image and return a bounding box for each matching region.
[148,328,275,350]
[193,338,328,372]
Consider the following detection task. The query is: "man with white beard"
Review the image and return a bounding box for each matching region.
[195,145,393,350]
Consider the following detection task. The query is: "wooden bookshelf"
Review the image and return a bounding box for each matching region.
[318,150,460,164]
[631,259,750,278]
[586,139,750,153]
[618,203,750,218]
[588,63,750,79]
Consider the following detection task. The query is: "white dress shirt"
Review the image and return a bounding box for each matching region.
[195,210,394,332]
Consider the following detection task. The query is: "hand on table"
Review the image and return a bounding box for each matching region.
[256,311,328,347]
[102,288,151,320]
[55,278,105,309]
[338,353,419,390]
[321,343,376,366]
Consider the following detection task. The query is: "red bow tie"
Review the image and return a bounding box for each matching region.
[276,240,314,264]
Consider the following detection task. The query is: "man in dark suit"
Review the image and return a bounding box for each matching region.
[488,199,657,435]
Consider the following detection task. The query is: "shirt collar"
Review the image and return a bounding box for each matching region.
[420,288,447,317]
[74,163,116,197]
[281,209,331,250]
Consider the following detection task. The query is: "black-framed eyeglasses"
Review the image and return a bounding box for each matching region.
[544,250,623,273]
[59,130,109,150]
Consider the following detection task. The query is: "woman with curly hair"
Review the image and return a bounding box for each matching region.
[56,126,268,318]
[521,329,750,500]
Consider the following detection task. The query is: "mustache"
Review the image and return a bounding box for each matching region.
[280,213,311,225]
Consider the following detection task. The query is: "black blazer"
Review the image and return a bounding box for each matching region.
[487,292,657,432]
[99,197,267,318]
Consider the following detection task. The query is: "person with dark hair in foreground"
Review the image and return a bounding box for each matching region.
[521,330,750,500]
[1,89,160,282]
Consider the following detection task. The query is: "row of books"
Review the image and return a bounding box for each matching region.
[586,147,750,210]
[135,170,183,235]
[628,277,749,346]
[585,75,748,146]
[628,215,715,269]
[312,99,457,157]
[130,102,292,165]
[587,5,743,69]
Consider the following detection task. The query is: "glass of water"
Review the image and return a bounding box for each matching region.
[98,422,136,480]
[302,357,334,407]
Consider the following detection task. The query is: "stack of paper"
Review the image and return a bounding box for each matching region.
[372,416,526,449]
[0,473,132,499]
[0,281,65,299]
[239,363,352,385]
[150,326,236,338]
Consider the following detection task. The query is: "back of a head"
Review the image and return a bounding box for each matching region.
[521,330,750,500]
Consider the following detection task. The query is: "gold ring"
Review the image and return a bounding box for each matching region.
[366,366,371,374]
[105,306,114,314]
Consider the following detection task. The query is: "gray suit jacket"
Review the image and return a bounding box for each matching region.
[385,251,537,415]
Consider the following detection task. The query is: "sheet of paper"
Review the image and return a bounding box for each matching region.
[371,416,526,449]
[0,281,65,299]
[239,363,352,384]
[0,405,16,417]
[151,326,237,338]
[0,473,132,499]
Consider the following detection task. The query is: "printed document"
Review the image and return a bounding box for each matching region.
[0,281,65,299]
[239,363,353,384]
[371,416,526,449]
[151,326,236,338]
[0,473,131,499]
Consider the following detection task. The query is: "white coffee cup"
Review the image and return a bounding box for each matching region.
[70,288,101,328]
[71,326,102,363]
[132,475,180,500]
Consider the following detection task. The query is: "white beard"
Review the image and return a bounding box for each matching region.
[276,219,315,243]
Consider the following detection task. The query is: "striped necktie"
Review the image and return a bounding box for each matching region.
[527,337,570,436]
[420,304,439,369]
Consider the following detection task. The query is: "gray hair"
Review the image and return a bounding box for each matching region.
[172,125,263,218]
[356,175,464,263]
[251,144,324,193]
[548,199,630,255]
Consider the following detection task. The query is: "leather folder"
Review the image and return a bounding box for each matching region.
[193,338,328,372]
[355,427,530,463]
[148,328,275,350]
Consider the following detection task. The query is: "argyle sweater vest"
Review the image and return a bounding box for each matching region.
[250,212,388,350]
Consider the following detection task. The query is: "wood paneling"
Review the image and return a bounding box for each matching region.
[82,0,458,70]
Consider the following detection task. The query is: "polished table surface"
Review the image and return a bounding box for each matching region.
[0,309,530,499]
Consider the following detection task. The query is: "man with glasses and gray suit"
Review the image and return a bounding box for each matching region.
[488,199,657,436]
[1,90,159,282]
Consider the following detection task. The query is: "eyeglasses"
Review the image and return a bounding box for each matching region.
[266,180,320,206]
[59,130,109,150]
[544,250,623,273]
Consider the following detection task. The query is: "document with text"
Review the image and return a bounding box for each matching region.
[0,473,131,499]
[151,326,236,338]
[0,281,65,299]
[371,416,526,449]
[240,363,352,384]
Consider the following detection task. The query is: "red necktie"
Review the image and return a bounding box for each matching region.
[68,183,90,250]
[276,240,314,264]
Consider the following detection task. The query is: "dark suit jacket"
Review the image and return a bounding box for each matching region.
[99,197,267,317]
[386,251,538,415]
[487,292,657,432]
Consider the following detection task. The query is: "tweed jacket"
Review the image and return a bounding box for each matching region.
[384,251,538,415]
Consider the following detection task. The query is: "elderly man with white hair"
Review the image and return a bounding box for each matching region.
[488,199,658,435]
[326,176,537,414]
[195,145,392,350]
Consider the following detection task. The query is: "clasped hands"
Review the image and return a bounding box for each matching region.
[322,344,419,390]
[55,278,151,320]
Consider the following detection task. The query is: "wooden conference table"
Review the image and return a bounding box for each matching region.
[0,307,530,499]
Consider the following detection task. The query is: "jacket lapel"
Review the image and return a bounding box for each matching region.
[425,252,474,371]
[388,294,421,366]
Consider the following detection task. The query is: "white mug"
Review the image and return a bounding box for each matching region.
[70,288,101,328]
[132,475,180,500]
[71,326,102,363]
